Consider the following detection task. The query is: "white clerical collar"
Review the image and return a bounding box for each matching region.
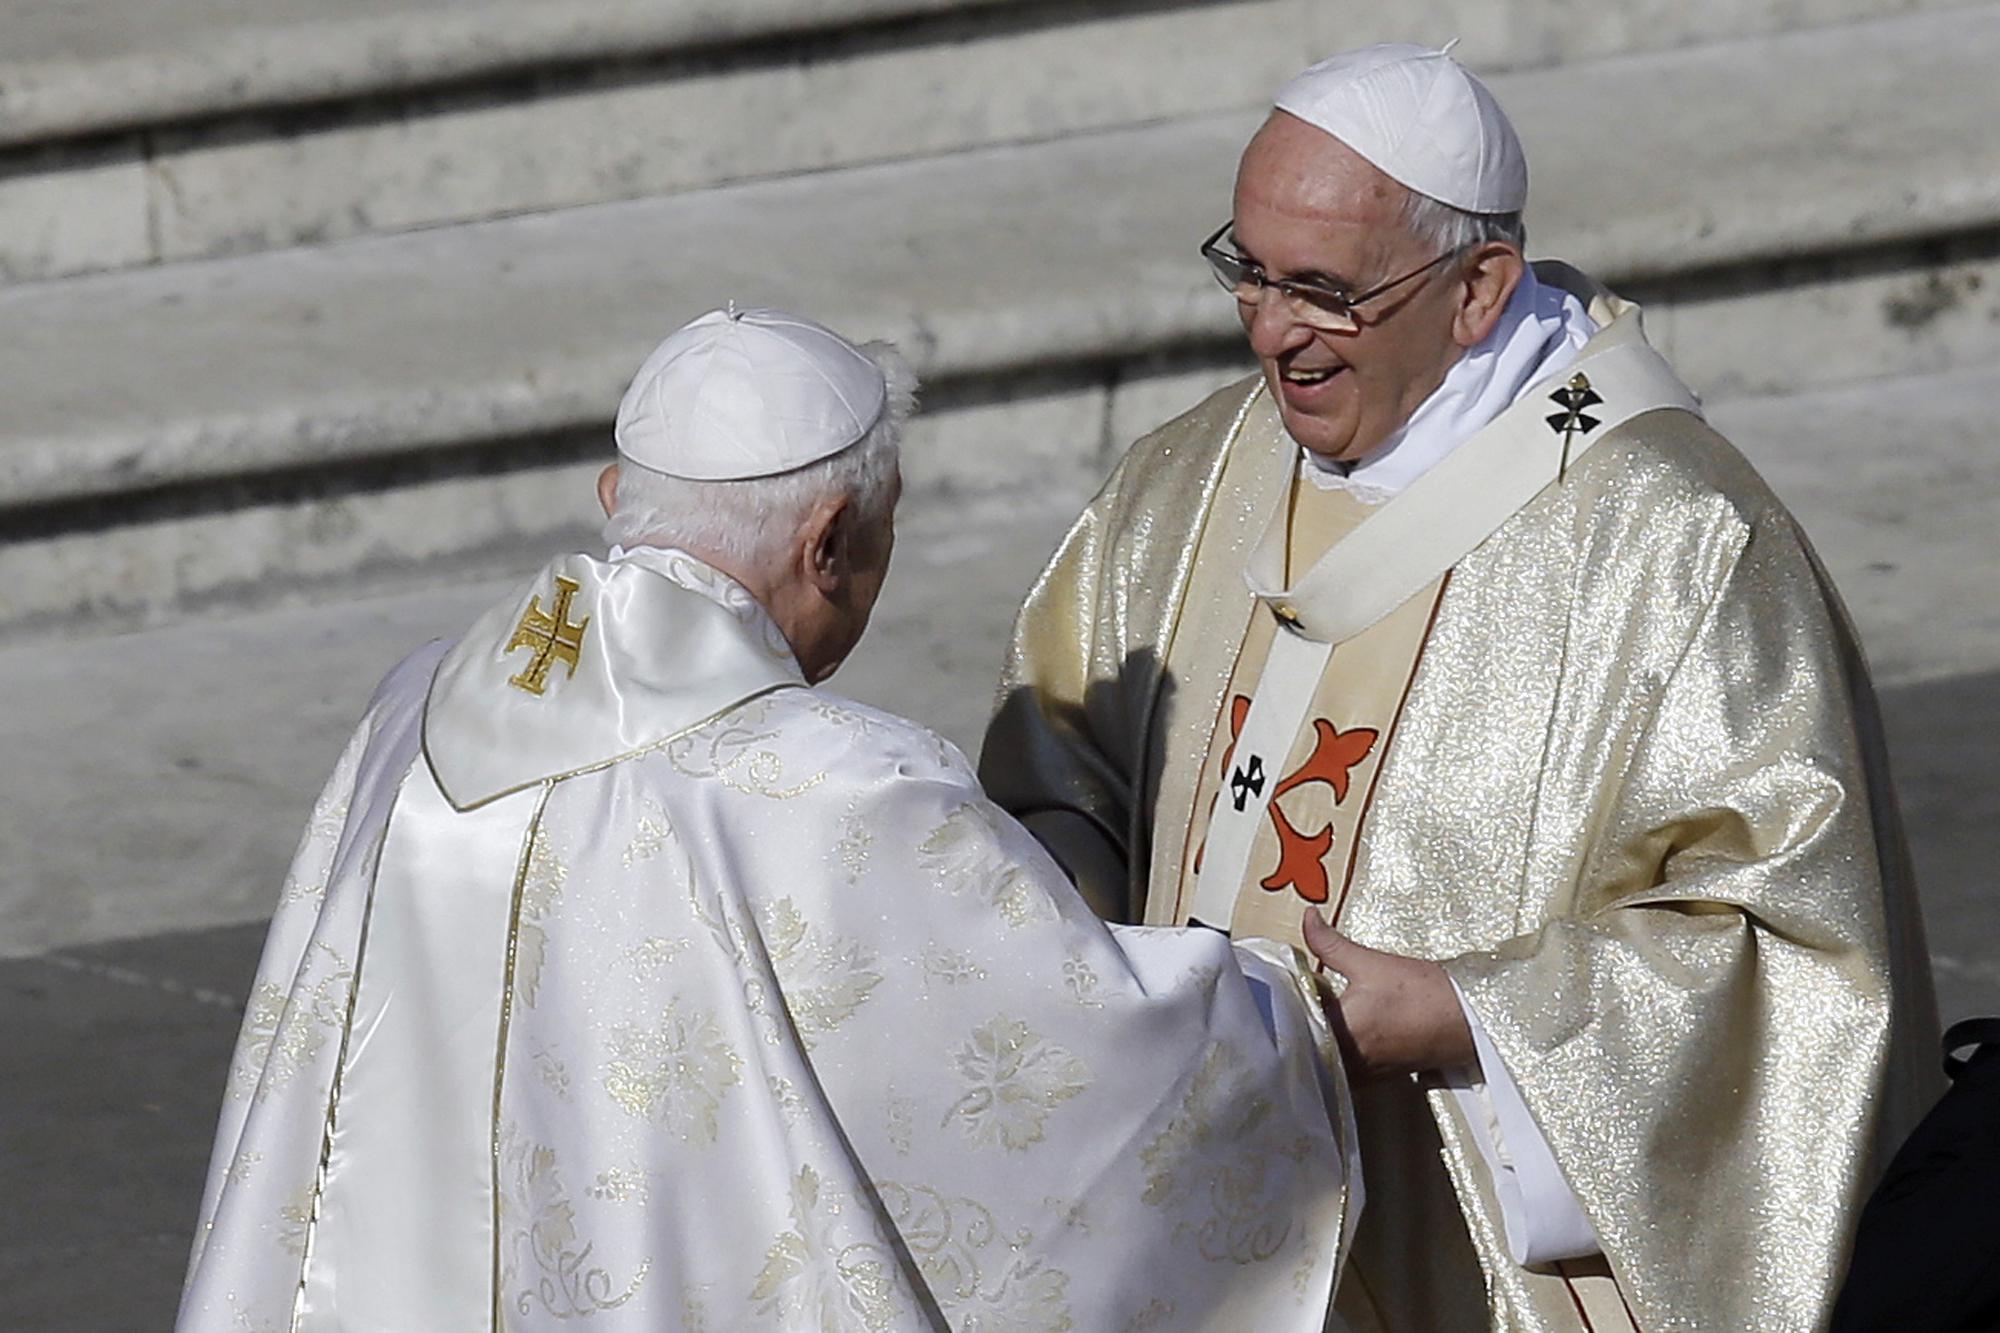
[423,546,802,810]
[606,543,796,661]
[1301,264,1598,503]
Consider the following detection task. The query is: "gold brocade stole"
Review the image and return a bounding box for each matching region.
[1168,476,1446,950]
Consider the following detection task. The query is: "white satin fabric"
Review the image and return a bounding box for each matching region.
[179,546,1358,1331]
[1304,262,1599,502]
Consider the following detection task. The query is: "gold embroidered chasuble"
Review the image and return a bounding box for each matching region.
[981,274,1941,1332]
[179,545,1360,1332]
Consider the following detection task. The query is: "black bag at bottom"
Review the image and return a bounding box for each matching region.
[1831,1018,2000,1333]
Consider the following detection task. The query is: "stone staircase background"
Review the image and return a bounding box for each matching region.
[3,0,1998,958]
[4,0,1998,640]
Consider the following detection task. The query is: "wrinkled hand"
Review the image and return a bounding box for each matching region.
[1301,908,1476,1082]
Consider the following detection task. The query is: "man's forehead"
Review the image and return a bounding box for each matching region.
[1234,113,1410,235]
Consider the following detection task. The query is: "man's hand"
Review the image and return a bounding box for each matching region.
[1302,908,1476,1082]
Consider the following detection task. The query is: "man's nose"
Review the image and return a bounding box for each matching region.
[1244,291,1314,360]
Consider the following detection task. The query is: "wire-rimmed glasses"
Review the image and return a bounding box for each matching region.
[1200,222,1462,333]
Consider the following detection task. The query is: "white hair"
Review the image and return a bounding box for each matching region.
[603,341,918,564]
[1401,189,1526,254]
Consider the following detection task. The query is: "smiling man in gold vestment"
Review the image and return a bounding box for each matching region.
[983,44,1940,1331]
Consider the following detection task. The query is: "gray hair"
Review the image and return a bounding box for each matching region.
[1400,189,1526,255]
[603,341,918,565]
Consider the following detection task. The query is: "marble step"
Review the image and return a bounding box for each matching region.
[5,0,2000,640]
[1,359,1994,958]
[2,0,1987,282]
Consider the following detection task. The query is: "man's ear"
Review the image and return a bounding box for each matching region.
[1453,243,1525,348]
[596,463,621,519]
[799,493,852,595]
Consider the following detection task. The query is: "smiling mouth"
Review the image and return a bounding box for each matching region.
[1281,365,1343,386]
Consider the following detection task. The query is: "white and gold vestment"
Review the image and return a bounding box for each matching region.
[178,545,1358,1331]
[983,267,1940,1331]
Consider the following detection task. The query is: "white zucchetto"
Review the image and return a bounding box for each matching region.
[614,306,888,480]
[1273,43,1528,214]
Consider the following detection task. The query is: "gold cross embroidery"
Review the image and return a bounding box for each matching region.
[505,575,590,696]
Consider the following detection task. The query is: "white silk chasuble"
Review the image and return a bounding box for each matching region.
[178,545,1360,1332]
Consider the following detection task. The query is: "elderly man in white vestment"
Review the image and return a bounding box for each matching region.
[178,308,1362,1332]
[982,44,1940,1332]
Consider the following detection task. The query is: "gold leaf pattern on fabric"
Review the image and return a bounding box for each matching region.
[920,942,987,987]
[280,791,349,904]
[749,1165,905,1331]
[626,936,689,981]
[531,1043,571,1100]
[944,1016,1091,1151]
[1121,1297,1177,1332]
[622,799,674,868]
[767,1075,807,1126]
[762,897,883,1047]
[884,1095,915,1156]
[1140,1041,1305,1264]
[601,999,743,1142]
[918,803,1057,929]
[833,803,874,884]
[275,1187,313,1258]
[229,943,351,1102]
[1061,956,1103,1009]
[667,701,827,799]
[225,1290,283,1333]
[497,1124,649,1317]
[587,1166,651,1206]
[515,823,568,1009]
[876,1181,1074,1331]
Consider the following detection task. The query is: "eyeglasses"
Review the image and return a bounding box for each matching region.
[1200,221,1461,333]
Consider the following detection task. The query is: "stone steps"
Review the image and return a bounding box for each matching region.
[1,0,1981,282]
[5,5,2000,641]
[3,358,1995,957]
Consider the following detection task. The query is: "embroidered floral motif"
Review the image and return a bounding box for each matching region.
[944,1016,1090,1151]
[586,1165,651,1206]
[622,799,674,868]
[832,802,874,884]
[1121,1297,1177,1331]
[750,1165,905,1331]
[601,999,743,1142]
[280,790,348,904]
[276,1187,313,1258]
[626,936,690,981]
[230,943,351,1102]
[921,942,987,987]
[919,803,1056,929]
[768,1075,807,1126]
[762,898,882,1047]
[1139,1041,1305,1264]
[885,1095,915,1156]
[498,1125,649,1317]
[532,1042,572,1100]
[515,823,568,1008]
[668,699,826,799]
[876,1181,1074,1331]
[1062,956,1103,1009]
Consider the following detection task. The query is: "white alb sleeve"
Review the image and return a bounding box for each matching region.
[1441,978,1600,1266]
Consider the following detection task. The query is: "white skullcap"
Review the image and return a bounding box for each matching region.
[614,305,888,480]
[1273,42,1527,214]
